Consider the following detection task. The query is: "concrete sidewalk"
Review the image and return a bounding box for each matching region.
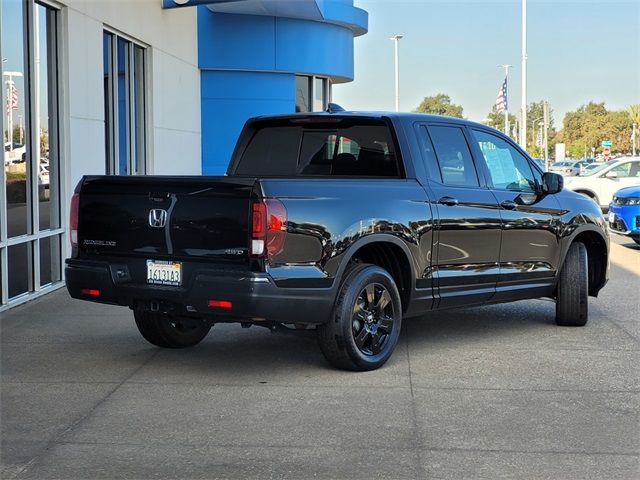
[1,238,638,479]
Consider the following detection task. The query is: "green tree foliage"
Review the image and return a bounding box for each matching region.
[524,101,556,158]
[415,94,464,118]
[560,102,633,157]
[485,106,518,138]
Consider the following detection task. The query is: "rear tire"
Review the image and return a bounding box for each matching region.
[317,264,402,371]
[134,310,211,348]
[555,242,589,327]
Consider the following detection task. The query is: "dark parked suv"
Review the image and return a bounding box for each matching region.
[66,110,609,370]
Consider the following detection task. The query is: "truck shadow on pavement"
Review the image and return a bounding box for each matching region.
[134,300,558,378]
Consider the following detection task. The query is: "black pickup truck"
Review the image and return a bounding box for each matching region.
[66,110,609,371]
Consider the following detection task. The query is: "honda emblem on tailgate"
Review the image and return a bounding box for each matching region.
[148,209,167,228]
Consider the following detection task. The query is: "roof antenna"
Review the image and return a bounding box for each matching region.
[326,103,345,113]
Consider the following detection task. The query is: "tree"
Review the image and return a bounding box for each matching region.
[485,106,517,138]
[524,101,556,158]
[415,94,464,118]
[561,102,633,156]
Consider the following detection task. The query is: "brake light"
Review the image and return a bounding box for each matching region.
[70,193,80,248]
[251,199,287,258]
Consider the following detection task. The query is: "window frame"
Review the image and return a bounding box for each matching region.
[103,27,149,176]
[469,127,542,193]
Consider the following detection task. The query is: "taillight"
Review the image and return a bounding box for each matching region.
[251,199,287,258]
[70,193,80,248]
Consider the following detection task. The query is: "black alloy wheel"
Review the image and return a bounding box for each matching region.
[318,263,402,371]
[351,283,395,356]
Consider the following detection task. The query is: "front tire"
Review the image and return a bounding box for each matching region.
[317,264,402,371]
[134,310,211,348]
[556,242,589,327]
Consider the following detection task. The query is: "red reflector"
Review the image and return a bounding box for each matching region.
[81,289,100,297]
[208,300,233,309]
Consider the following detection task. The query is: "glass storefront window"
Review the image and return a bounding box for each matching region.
[37,2,60,231]
[1,1,62,308]
[296,75,330,113]
[103,31,147,176]
[314,77,327,112]
[295,76,311,113]
[3,0,28,238]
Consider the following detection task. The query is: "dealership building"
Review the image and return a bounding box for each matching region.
[0,0,368,310]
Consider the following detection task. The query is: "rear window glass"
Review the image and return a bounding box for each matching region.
[234,119,401,178]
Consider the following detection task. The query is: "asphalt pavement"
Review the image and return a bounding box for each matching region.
[1,235,638,479]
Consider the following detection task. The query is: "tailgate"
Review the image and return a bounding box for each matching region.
[77,176,257,265]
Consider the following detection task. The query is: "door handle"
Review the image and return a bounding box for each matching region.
[500,200,518,210]
[438,196,459,206]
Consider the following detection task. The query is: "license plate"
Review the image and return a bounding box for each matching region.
[608,212,615,224]
[146,260,182,286]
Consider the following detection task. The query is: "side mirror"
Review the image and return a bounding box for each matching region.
[604,170,618,179]
[542,172,563,194]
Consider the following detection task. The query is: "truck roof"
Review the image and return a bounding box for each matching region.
[249,110,495,132]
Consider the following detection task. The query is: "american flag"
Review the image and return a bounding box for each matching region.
[495,77,508,114]
[6,83,18,114]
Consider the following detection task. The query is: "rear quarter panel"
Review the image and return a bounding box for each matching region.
[259,179,434,287]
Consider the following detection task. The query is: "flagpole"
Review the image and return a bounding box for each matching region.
[498,64,512,135]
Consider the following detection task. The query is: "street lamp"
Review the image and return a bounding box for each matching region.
[389,35,403,112]
[520,0,527,148]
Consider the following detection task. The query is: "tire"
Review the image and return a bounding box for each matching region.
[317,264,402,371]
[133,309,211,348]
[633,237,640,246]
[555,242,589,327]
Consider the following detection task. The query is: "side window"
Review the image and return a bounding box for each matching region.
[472,129,538,192]
[416,125,443,182]
[428,126,479,187]
[610,162,640,177]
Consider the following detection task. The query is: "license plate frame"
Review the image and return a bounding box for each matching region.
[146,260,182,286]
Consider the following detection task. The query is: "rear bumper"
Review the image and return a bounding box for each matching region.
[65,259,335,324]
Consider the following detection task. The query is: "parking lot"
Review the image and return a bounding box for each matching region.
[1,235,638,479]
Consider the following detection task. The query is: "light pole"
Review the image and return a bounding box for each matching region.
[389,35,403,112]
[520,0,527,149]
[497,64,512,135]
[542,101,549,170]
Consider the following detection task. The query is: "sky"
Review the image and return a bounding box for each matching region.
[333,0,640,126]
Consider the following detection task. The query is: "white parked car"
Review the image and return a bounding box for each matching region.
[563,157,640,208]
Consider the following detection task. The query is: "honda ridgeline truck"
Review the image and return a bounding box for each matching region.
[66,109,609,371]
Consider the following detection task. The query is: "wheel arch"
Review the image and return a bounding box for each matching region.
[336,234,416,314]
[573,188,600,205]
[560,226,609,297]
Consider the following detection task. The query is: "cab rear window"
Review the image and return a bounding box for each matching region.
[234,119,402,178]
